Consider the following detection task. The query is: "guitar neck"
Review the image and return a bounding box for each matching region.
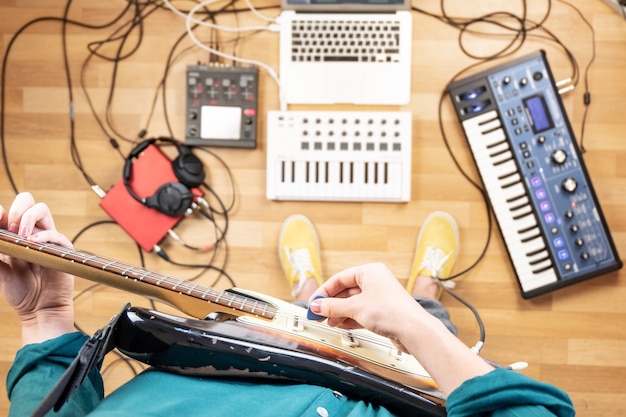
[0,229,276,321]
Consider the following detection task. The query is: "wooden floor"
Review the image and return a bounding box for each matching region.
[1,0,625,415]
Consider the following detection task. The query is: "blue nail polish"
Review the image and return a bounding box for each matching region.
[307,295,327,320]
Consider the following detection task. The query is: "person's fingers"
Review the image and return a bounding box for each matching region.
[28,230,73,249]
[7,193,57,237]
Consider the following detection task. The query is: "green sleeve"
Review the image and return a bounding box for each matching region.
[446,367,575,417]
[6,332,105,417]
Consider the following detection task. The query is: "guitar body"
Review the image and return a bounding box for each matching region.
[114,304,447,417]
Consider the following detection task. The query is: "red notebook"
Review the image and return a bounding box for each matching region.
[99,144,202,252]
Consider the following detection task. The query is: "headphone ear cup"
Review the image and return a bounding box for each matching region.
[173,146,205,188]
[145,182,193,217]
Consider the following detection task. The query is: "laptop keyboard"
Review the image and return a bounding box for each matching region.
[290,18,402,63]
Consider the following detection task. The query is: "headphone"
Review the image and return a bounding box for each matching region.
[123,138,206,217]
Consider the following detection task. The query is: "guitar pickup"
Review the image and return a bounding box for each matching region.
[341,332,360,348]
[390,346,408,361]
[287,315,304,332]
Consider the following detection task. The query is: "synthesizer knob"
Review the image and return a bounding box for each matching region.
[562,177,578,193]
[552,149,568,164]
[520,77,528,87]
[570,224,579,233]
[503,76,511,85]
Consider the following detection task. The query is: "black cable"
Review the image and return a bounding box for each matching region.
[440,284,486,345]
[79,1,162,145]
[555,0,596,153]
[0,16,94,193]
[153,244,236,287]
[0,2,144,194]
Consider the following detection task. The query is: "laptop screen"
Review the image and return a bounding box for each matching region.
[282,0,410,12]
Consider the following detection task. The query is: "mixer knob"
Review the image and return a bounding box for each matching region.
[552,149,568,164]
[562,177,578,193]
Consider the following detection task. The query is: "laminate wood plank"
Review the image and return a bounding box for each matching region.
[0,1,625,415]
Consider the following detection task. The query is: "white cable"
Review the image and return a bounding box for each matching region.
[163,0,279,32]
[244,0,278,23]
[183,0,287,111]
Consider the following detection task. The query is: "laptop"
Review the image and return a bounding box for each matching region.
[278,0,413,105]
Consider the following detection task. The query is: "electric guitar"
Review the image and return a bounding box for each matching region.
[0,229,446,417]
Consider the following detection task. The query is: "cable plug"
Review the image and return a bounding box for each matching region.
[153,245,170,261]
[470,341,484,354]
[91,185,106,199]
[506,362,529,371]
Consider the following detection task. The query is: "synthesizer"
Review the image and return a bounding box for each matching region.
[448,50,622,298]
[266,111,412,202]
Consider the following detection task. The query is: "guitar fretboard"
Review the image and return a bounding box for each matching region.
[0,229,277,320]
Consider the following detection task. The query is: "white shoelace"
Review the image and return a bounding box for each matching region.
[419,246,451,279]
[287,247,314,296]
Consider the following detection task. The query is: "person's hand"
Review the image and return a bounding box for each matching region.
[309,263,424,345]
[310,262,494,395]
[0,192,75,345]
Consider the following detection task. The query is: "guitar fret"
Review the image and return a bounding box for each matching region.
[54,245,79,258]
[101,260,117,270]
[201,288,212,300]
[137,271,150,281]
[120,266,132,275]
[81,254,98,264]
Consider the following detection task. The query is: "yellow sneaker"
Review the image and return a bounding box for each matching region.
[407,211,459,297]
[278,214,323,297]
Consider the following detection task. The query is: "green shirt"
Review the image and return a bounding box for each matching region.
[7,333,574,417]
